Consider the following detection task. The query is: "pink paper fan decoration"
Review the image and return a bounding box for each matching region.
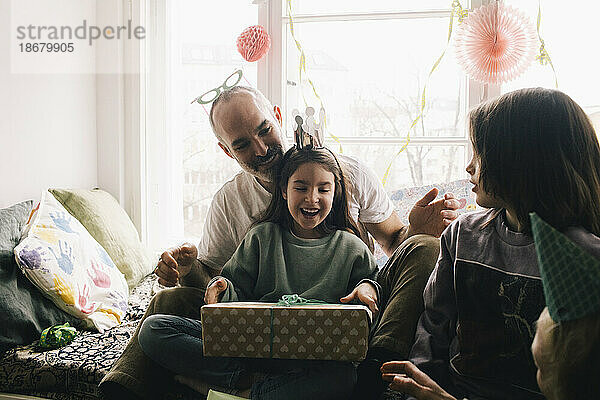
[237,25,271,62]
[454,3,537,84]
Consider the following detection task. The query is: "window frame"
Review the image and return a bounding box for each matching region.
[133,0,500,249]
[259,0,499,169]
[96,0,148,242]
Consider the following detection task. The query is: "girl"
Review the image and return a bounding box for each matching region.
[138,145,381,399]
[380,216,600,400]
[399,87,600,400]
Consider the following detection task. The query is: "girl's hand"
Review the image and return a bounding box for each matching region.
[204,277,227,304]
[381,361,456,400]
[340,282,379,314]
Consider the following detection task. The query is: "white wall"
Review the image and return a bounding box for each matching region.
[0,0,97,208]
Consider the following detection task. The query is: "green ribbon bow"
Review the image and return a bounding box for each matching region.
[276,294,326,307]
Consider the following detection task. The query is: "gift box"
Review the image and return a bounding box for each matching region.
[201,302,371,361]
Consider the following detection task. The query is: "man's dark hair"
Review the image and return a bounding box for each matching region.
[469,87,600,234]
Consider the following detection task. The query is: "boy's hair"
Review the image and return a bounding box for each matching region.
[469,87,600,235]
[257,146,372,250]
[536,308,600,399]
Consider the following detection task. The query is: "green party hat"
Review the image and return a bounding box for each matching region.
[530,213,600,322]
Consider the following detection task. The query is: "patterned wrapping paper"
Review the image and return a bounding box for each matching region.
[201,302,371,361]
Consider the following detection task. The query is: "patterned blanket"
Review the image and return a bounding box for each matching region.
[0,273,405,400]
[0,274,154,399]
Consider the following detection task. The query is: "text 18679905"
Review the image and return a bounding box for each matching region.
[18,42,74,53]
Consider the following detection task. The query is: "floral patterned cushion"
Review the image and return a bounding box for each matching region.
[14,191,129,332]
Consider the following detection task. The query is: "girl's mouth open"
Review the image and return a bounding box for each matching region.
[300,208,319,218]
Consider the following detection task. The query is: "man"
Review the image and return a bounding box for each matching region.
[99,86,464,399]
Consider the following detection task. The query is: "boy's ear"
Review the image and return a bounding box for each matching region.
[273,105,282,125]
[218,142,235,160]
[281,186,287,200]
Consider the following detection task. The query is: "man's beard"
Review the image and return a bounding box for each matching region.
[242,144,284,182]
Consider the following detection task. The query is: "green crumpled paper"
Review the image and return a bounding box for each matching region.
[37,322,78,350]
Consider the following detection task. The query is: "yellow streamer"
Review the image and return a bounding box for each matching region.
[536,0,558,88]
[381,0,468,187]
[286,0,343,151]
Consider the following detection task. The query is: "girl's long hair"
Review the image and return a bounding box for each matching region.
[257,146,372,250]
[469,87,600,235]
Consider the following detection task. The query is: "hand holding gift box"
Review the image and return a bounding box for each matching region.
[204,276,228,305]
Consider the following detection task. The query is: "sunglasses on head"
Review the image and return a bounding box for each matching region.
[191,69,244,105]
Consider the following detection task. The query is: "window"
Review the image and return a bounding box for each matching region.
[145,0,259,249]
[500,1,600,120]
[144,0,598,250]
[281,1,472,191]
[146,0,477,249]
[178,2,259,246]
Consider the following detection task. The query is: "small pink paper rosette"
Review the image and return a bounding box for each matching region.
[237,25,271,62]
[454,3,537,84]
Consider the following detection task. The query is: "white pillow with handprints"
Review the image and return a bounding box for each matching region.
[14,190,128,332]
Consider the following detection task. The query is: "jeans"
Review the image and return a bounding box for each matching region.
[138,314,356,400]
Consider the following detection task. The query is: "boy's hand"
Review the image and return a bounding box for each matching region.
[204,277,227,304]
[340,282,379,314]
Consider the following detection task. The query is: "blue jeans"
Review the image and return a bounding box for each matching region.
[138,314,356,400]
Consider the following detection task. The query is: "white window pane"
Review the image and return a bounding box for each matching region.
[171,1,258,242]
[285,18,467,139]
[339,144,467,189]
[501,1,600,116]
[284,0,457,15]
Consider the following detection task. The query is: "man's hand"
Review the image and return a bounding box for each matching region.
[155,243,198,287]
[204,277,228,304]
[408,189,467,238]
[340,282,379,314]
[381,361,456,400]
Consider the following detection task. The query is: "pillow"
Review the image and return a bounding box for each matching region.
[0,200,34,251]
[373,179,480,265]
[14,191,129,332]
[0,200,82,354]
[49,188,154,288]
[389,178,479,225]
